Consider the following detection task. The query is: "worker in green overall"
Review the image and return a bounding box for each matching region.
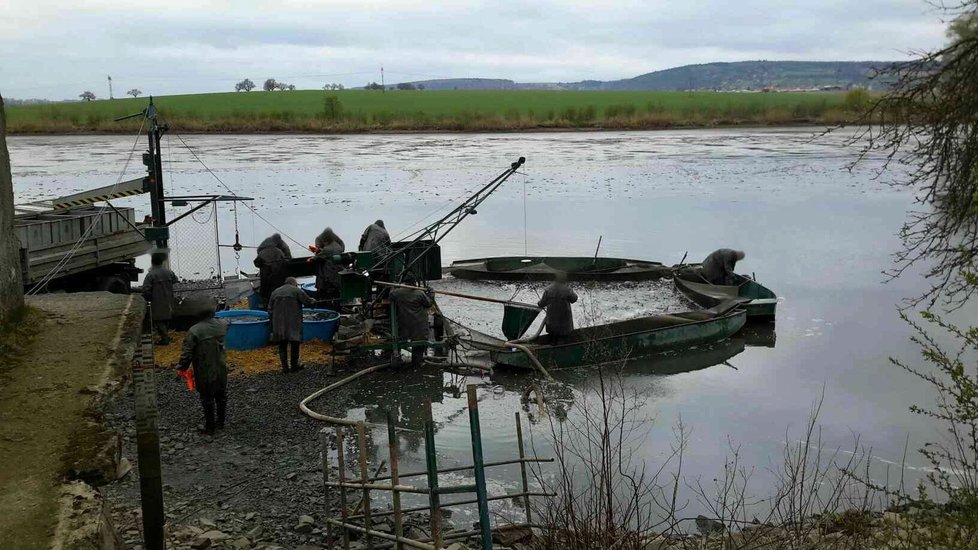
[310,227,345,308]
[701,248,745,285]
[359,219,392,252]
[390,274,434,368]
[538,271,578,344]
[142,251,178,345]
[268,277,315,373]
[178,304,228,436]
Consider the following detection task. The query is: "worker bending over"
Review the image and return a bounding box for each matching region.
[538,272,578,344]
[311,227,345,307]
[701,249,746,285]
[359,219,392,252]
[269,277,315,373]
[178,303,228,436]
[142,251,178,345]
[257,233,292,259]
[390,274,434,368]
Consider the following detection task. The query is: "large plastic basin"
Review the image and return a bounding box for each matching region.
[216,309,270,350]
[302,309,340,343]
[300,282,317,299]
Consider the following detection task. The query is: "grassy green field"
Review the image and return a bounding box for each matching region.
[4,89,862,133]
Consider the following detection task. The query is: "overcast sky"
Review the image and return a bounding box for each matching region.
[0,0,951,100]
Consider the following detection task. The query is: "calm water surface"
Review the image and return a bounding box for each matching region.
[9,129,947,523]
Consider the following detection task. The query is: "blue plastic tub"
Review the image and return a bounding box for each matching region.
[300,282,317,299]
[216,309,270,350]
[302,309,340,343]
[247,291,264,310]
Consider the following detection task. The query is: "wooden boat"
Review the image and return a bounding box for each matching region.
[489,308,747,370]
[448,256,673,282]
[674,268,777,319]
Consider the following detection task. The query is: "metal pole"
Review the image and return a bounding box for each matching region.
[336,427,352,550]
[387,411,405,550]
[515,412,533,524]
[322,429,333,550]
[390,302,401,367]
[466,385,492,550]
[357,422,375,550]
[423,401,442,550]
[133,308,165,550]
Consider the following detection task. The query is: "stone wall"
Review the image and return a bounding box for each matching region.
[0,95,24,322]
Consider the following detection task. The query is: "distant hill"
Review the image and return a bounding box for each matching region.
[397,60,893,92]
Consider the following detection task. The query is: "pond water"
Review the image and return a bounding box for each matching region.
[8,128,953,526]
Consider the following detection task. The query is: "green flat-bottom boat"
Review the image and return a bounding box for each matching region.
[449,256,673,282]
[489,308,747,370]
[674,268,777,319]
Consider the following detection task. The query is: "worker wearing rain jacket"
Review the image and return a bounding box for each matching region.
[178,305,228,436]
[701,249,745,285]
[257,233,292,259]
[390,279,434,368]
[359,220,392,252]
[312,229,345,307]
[314,226,346,252]
[142,252,178,345]
[268,278,315,373]
[253,245,288,308]
[538,273,578,343]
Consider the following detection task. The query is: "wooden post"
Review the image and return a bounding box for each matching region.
[357,422,374,550]
[133,310,165,550]
[423,401,442,549]
[515,412,533,524]
[336,427,351,550]
[387,411,405,550]
[322,429,334,550]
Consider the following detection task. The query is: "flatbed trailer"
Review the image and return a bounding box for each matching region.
[14,179,153,293]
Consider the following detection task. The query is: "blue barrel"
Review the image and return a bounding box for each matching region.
[302,309,340,343]
[216,310,270,350]
[300,282,317,299]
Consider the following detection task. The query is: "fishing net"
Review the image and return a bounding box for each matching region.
[167,202,224,292]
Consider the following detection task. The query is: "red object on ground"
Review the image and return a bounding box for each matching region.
[178,368,196,391]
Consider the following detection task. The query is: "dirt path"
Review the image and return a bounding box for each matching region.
[0,293,143,548]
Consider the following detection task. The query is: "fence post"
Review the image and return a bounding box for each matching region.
[515,412,533,524]
[357,421,375,550]
[423,400,442,549]
[322,429,333,550]
[134,306,165,550]
[466,385,492,550]
[387,411,405,550]
[335,427,351,550]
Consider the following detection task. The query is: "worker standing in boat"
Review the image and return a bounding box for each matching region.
[310,228,345,307]
[178,303,228,436]
[314,226,346,252]
[253,243,288,308]
[257,233,292,259]
[537,272,578,344]
[390,274,434,368]
[701,249,746,285]
[142,251,178,345]
[268,277,316,373]
[359,219,392,252]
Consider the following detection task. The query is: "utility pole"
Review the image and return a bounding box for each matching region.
[381,66,385,93]
[108,75,113,100]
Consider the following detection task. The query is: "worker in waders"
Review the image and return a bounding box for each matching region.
[701,248,746,285]
[178,304,228,436]
[142,251,178,345]
[389,274,434,368]
[253,243,288,308]
[257,233,292,259]
[538,271,578,345]
[268,277,315,373]
[310,228,345,309]
[359,219,392,252]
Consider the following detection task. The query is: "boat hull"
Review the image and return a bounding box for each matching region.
[674,269,777,319]
[490,309,747,369]
[449,256,673,282]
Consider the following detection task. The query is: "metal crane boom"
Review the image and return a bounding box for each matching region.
[371,156,525,280]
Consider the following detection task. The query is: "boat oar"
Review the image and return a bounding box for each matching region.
[591,235,603,265]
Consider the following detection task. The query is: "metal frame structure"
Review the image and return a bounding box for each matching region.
[323,384,552,550]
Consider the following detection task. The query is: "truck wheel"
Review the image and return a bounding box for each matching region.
[97,276,131,294]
